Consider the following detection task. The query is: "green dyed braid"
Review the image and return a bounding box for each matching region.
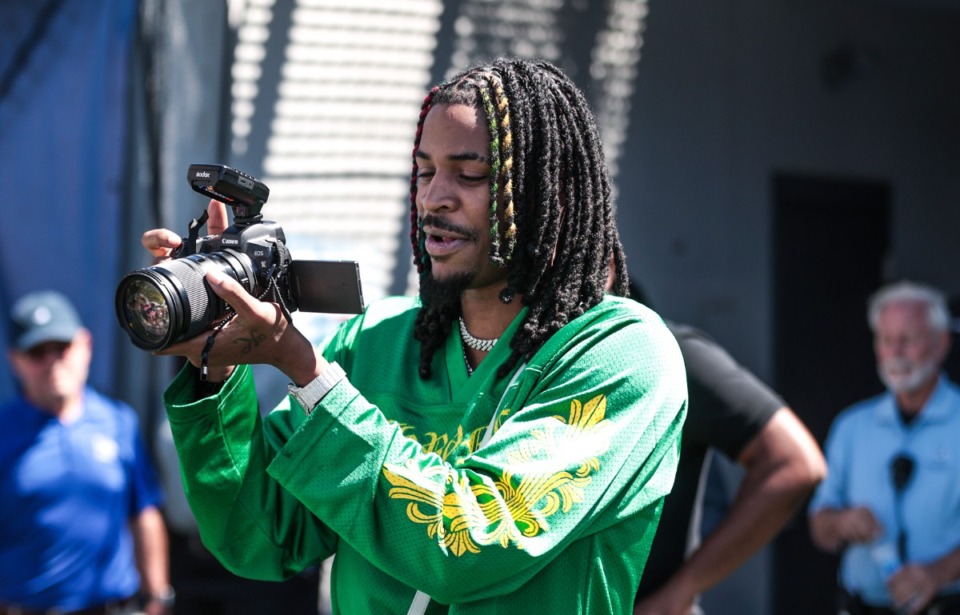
[475,79,505,264]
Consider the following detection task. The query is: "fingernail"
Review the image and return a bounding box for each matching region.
[207,270,225,285]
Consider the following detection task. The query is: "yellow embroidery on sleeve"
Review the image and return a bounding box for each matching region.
[394,423,487,461]
[382,394,612,556]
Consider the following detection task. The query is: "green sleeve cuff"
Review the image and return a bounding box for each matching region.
[163,363,253,424]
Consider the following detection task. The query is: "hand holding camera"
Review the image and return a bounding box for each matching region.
[139,199,313,382]
[117,164,364,383]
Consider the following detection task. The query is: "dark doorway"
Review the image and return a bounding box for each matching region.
[945,296,960,384]
[769,172,891,615]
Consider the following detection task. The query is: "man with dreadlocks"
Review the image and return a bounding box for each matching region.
[143,58,686,614]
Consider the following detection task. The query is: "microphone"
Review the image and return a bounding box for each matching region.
[891,454,914,492]
[890,453,915,563]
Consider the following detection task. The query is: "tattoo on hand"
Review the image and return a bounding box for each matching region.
[235,331,266,354]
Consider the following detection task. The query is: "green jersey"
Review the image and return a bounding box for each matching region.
[164,295,686,614]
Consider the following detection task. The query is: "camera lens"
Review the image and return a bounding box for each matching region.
[115,251,255,351]
[117,275,174,349]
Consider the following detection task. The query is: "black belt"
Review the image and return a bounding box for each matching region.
[0,596,136,615]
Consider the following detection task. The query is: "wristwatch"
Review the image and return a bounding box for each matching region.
[146,586,176,610]
[288,362,346,414]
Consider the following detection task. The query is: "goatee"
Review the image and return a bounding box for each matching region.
[419,270,475,310]
[878,357,939,394]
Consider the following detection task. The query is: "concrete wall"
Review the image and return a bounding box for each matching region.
[618,0,960,381]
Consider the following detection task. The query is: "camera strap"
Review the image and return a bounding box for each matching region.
[263,239,294,323]
[176,210,209,258]
[199,309,236,381]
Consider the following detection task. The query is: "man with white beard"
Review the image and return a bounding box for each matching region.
[809,281,960,615]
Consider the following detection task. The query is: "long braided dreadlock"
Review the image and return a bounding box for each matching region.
[411,58,629,379]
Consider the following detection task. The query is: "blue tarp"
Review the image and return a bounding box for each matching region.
[0,0,139,401]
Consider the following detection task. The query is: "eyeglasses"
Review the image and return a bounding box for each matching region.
[22,341,72,362]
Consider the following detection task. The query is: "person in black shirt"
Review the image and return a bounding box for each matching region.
[630,286,826,614]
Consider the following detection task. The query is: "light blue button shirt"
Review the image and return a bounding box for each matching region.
[809,376,960,606]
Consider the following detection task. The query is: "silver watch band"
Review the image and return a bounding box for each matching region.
[288,362,346,414]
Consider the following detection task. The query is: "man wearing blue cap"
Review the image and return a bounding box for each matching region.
[0,290,174,615]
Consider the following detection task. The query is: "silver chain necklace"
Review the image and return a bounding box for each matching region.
[458,317,499,352]
[463,346,475,376]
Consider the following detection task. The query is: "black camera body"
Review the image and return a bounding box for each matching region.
[191,219,291,300]
[116,164,363,351]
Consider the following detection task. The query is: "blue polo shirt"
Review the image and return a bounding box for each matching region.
[0,387,162,611]
[809,375,960,606]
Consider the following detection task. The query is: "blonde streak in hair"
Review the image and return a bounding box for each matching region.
[492,78,517,262]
